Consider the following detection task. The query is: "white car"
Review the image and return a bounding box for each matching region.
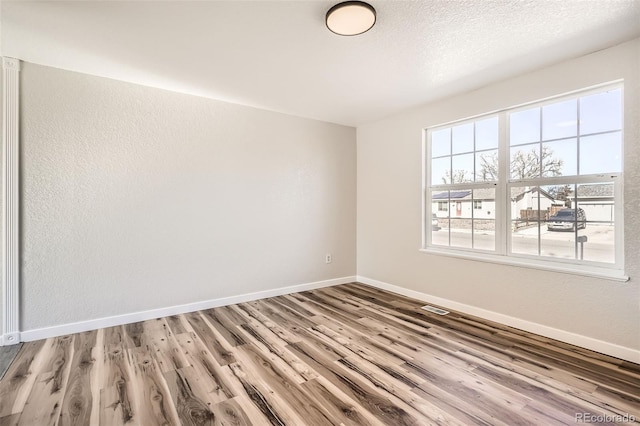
[547,208,586,231]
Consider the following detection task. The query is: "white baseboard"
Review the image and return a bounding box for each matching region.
[357,275,640,364]
[0,332,20,347]
[19,276,356,343]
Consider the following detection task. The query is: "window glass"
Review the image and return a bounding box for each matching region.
[452,123,474,154]
[450,218,472,248]
[476,117,499,150]
[542,138,577,177]
[431,157,450,184]
[431,191,450,247]
[432,128,451,157]
[579,132,622,174]
[510,108,540,146]
[473,189,495,251]
[476,150,498,182]
[451,154,474,183]
[511,185,541,256]
[576,183,615,264]
[510,144,540,180]
[542,99,577,140]
[580,89,622,135]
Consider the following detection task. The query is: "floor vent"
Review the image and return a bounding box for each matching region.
[421,305,449,315]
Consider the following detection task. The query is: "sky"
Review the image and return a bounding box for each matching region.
[431,88,622,185]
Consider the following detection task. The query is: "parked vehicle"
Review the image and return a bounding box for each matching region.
[432,214,440,231]
[547,208,586,231]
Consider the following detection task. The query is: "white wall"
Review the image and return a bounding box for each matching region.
[357,39,640,357]
[19,63,356,332]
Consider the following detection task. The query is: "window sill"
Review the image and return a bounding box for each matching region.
[419,247,630,282]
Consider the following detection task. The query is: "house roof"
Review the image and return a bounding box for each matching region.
[434,184,614,202]
[510,186,555,202]
[572,183,614,198]
[432,189,494,201]
[432,191,470,200]
[2,2,639,126]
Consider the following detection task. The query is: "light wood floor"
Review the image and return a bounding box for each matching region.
[0,283,639,425]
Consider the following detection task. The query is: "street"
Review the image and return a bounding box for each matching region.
[432,224,615,263]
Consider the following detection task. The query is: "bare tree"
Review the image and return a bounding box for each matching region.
[478,152,498,181]
[478,146,563,180]
[442,169,473,184]
[547,184,573,200]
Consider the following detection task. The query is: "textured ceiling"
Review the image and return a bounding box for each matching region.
[2,1,640,126]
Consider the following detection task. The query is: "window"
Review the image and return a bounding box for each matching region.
[424,84,624,279]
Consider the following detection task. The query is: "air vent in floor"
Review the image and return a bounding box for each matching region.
[421,305,449,315]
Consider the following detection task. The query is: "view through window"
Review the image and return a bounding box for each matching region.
[426,84,623,272]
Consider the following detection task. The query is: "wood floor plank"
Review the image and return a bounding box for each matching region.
[0,413,21,426]
[98,334,138,425]
[165,315,188,335]
[140,318,191,373]
[185,312,237,366]
[300,377,387,426]
[201,308,247,347]
[471,363,609,422]
[507,344,640,396]
[236,320,318,382]
[163,368,216,426]
[128,347,181,425]
[1,282,638,425]
[122,322,145,348]
[99,386,130,426]
[209,397,254,426]
[232,302,297,339]
[411,378,510,426]
[231,343,344,425]
[236,301,304,344]
[310,319,418,377]
[173,332,237,403]
[88,328,104,426]
[58,330,97,426]
[226,356,305,426]
[17,336,75,426]
[0,340,47,418]
[285,335,426,425]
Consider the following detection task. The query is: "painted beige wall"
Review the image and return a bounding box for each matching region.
[357,39,640,352]
[20,63,356,331]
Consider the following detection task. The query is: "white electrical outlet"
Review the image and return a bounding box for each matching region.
[325,254,332,264]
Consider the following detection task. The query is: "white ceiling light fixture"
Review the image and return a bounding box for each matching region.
[326,1,376,36]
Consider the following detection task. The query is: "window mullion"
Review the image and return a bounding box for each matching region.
[423,131,429,248]
[497,111,509,255]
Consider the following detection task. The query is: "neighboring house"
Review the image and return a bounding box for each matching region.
[569,183,615,223]
[432,186,556,221]
[510,186,557,220]
[432,189,496,219]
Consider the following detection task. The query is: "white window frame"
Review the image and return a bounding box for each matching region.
[421,82,627,281]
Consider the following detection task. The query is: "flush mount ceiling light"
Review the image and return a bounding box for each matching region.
[326,1,376,36]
